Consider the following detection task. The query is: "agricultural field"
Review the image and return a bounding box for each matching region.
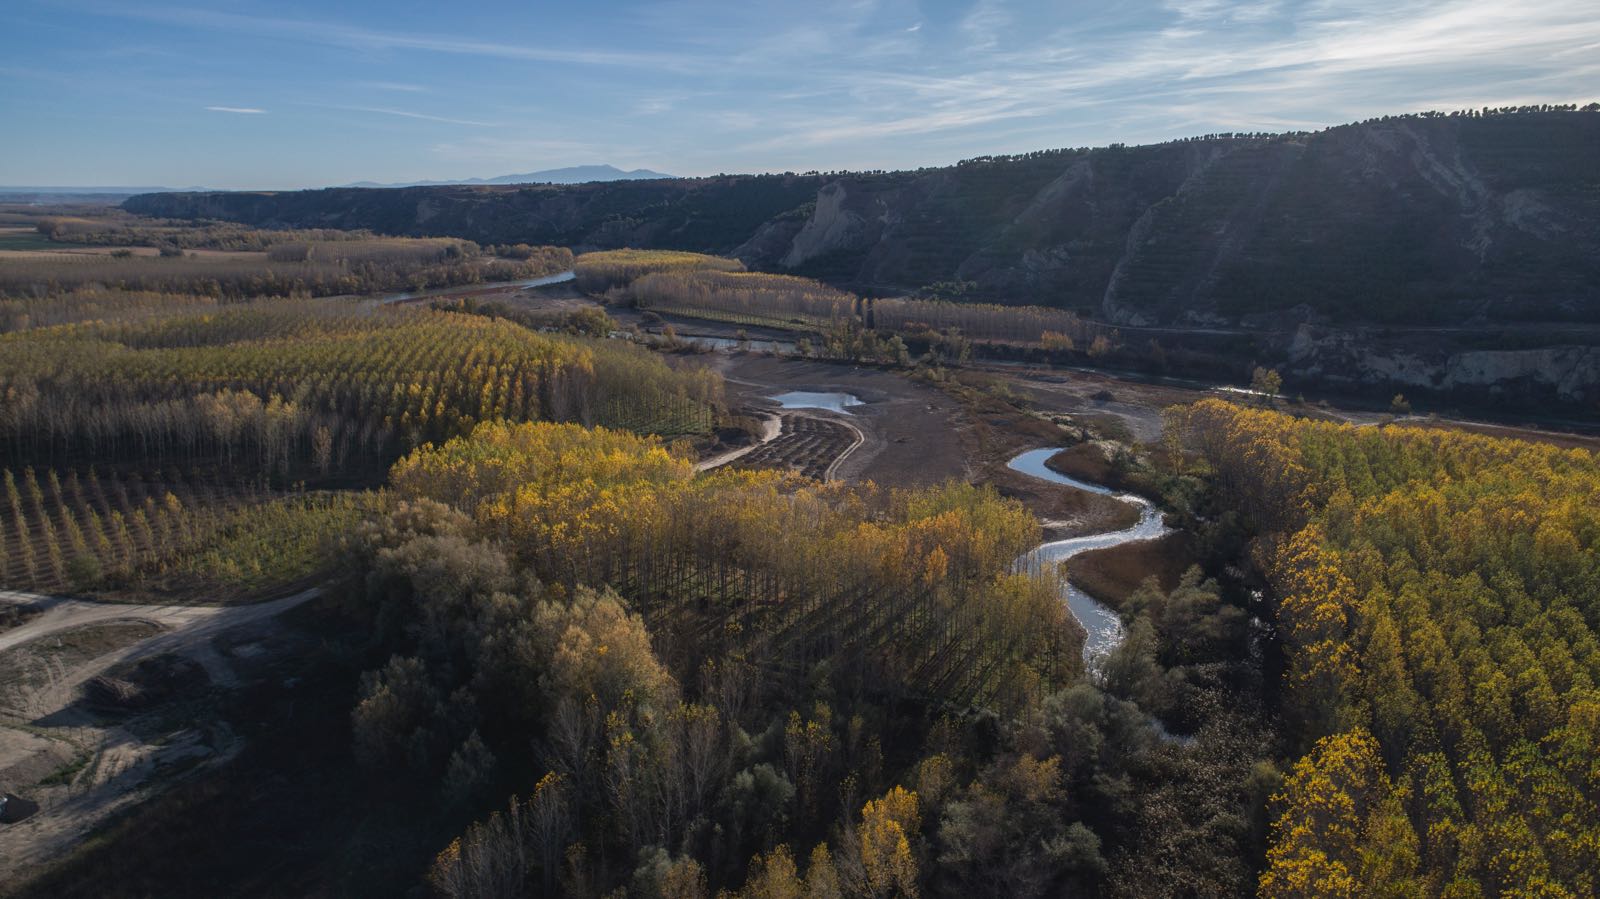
[573,247,743,294]
[0,296,723,600]
[0,228,67,252]
[0,207,572,299]
[582,246,1128,366]
[732,413,860,480]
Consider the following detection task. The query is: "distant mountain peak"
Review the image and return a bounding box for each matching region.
[337,165,674,189]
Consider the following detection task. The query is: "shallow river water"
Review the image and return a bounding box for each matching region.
[1007,448,1169,663]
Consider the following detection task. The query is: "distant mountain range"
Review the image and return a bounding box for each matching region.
[0,186,210,205]
[0,166,672,201]
[337,165,675,189]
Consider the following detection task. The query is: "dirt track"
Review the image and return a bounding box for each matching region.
[0,589,319,683]
[711,355,971,490]
[0,588,321,879]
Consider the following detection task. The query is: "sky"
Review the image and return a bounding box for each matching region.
[2,0,1596,189]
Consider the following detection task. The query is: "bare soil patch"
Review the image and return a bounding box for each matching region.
[994,366,1203,445]
[0,621,165,696]
[734,414,858,480]
[713,355,969,490]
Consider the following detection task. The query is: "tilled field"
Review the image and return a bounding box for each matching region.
[733,414,857,480]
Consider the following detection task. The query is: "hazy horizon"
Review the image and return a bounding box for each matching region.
[4,0,1598,190]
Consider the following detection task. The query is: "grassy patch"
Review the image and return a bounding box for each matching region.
[133,491,378,604]
[1044,443,1117,485]
[0,230,66,252]
[1067,531,1200,610]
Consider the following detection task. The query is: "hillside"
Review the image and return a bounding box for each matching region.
[125,111,1600,330]
[126,175,828,265]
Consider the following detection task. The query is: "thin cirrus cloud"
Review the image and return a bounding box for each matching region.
[8,0,1599,186]
[101,4,706,72]
[723,0,1600,159]
[356,81,429,93]
[326,106,502,127]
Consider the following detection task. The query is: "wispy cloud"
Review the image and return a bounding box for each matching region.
[635,95,684,115]
[960,0,1011,51]
[16,0,1600,186]
[722,0,1600,160]
[323,105,500,127]
[102,5,705,72]
[356,81,427,93]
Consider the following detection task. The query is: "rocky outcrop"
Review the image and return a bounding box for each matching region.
[1447,346,1600,401]
[1287,325,1600,404]
[781,182,870,267]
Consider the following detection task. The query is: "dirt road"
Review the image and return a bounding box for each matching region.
[0,589,318,667]
[0,588,322,880]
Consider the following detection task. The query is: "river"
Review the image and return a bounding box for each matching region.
[1007,448,1169,663]
[379,269,576,305]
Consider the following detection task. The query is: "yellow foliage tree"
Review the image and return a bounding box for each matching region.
[860,786,920,898]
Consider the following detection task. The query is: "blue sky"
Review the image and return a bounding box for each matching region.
[2,0,1596,189]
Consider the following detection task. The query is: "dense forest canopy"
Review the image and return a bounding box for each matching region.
[1178,400,1600,897]
[342,419,1270,898]
[0,237,716,602]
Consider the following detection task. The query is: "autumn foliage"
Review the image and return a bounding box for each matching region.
[389,420,1081,707]
[573,249,743,294]
[1177,399,1600,897]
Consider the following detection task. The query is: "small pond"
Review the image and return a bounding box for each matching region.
[771,391,864,414]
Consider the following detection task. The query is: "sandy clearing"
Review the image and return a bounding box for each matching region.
[0,587,322,878]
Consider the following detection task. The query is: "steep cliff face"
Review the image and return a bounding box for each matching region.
[739,113,1600,328]
[1287,326,1600,405]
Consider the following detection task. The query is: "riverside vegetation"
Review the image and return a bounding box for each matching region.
[6,209,1600,899]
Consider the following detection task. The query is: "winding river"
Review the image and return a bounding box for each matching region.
[1007,448,1170,663]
